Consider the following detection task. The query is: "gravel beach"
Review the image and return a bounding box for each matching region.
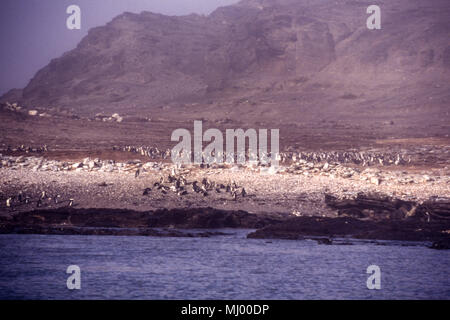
[1,154,449,217]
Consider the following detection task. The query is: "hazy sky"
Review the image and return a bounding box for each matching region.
[0,0,240,95]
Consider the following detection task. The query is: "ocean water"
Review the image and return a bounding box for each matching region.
[0,231,449,300]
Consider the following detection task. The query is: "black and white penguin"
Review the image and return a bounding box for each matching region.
[192,181,202,193]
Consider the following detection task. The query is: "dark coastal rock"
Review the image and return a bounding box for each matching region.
[247,216,450,246]
[422,199,450,220]
[248,217,376,240]
[315,238,332,245]
[325,194,450,221]
[0,207,285,236]
[2,202,449,248]
[147,207,282,229]
[430,239,450,250]
[6,225,230,238]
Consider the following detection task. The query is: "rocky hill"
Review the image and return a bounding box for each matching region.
[1,0,449,128]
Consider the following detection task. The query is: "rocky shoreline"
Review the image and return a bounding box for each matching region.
[1,205,449,249]
[247,216,450,244]
[0,207,281,238]
[1,154,449,215]
[1,154,449,249]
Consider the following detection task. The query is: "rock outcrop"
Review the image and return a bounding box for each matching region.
[324,193,450,221]
[247,216,450,246]
[0,207,284,232]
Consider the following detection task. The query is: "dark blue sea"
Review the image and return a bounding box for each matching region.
[0,230,449,299]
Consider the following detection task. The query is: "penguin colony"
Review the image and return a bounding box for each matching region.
[0,144,424,168]
[281,150,411,167]
[115,145,412,167]
[143,172,247,201]
[114,146,171,160]
[1,145,49,153]
[3,191,74,210]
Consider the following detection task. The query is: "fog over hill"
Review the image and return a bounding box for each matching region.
[2,0,449,130]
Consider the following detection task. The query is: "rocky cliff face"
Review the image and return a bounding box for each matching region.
[2,0,450,123]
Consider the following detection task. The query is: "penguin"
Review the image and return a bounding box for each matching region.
[40,191,46,199]
[6,197,12,208]
[143,188,152,196]
[135,168,141,179]
[36,199,42,208]
[241,188,247,198]
[68,199,74,207]
[192,181,202,193]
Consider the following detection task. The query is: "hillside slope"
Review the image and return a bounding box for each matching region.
[1,0,449,129]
